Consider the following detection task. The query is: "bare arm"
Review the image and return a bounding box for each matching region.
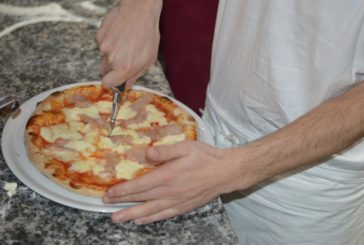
[232,80,364,190]
[103,80,364,223]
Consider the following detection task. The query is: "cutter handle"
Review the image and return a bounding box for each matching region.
[116,83,126,92]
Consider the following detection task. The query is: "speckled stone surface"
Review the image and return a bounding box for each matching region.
[0,1,239,244]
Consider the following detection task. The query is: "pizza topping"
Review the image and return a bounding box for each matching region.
[125,145,149,165]
[104,151,120,166]
[130,92,154,112]
[63,106,100,122]
[25,84,197,196]
[69,158,104,175]
[65,94,93,108]
[111,127,151,145]
[154,133,186,146]
[45,146,80,162]
[40,124,82,143]
[109,135,131,145]
[127,105,167,129]
[122,109,148,127]
[136,124,183,142]
[115,160,144,180]
[79,114,105,128]
[117,101,137,120]
[63,140,96,157]
[157,124,183,137]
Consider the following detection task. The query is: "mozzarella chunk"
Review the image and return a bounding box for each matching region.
[115,160,144,180]
[63,140,96,157]
[111,127,151,145]
[40,124,82,143]
[62,106,100,122]
[128,104,167,129]
[69,159,105,176]
[116,101,137,120]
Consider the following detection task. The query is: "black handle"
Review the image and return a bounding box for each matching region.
[116,83,126,92]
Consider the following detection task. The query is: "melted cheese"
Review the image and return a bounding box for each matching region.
[128,104,167,129]
[69,158,104,175]
[115,160,144,180]
[68,121,86,133]
[63,140,96,157]
[50,148,80,162]
[111,127,151,145]
[62,106,100,122]
[40,124,82,143]
[95,101,112,113]
[117,101,137,120]
[98,136,133,153]
[154,134,186,145]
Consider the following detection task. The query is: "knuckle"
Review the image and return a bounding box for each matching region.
[116,62,133,73]
[105,54,114,65]
[95,31,102,43]
[99,42,110,54]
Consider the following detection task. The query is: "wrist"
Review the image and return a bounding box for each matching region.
[223,144,273,193]
[118,0,163,17]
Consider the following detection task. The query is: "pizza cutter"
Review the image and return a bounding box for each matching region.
[107,83,126,136]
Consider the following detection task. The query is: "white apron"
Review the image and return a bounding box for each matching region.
[204,1,364,244]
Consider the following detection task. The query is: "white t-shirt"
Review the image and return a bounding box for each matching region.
[204,1,364,244]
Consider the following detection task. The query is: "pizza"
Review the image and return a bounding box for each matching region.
[24,83,197,197]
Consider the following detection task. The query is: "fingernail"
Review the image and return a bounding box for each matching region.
[102,195,109,204]
[134,219,145,225]
[112,213,125,223]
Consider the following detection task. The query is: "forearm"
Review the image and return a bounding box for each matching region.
[231,80,364,190]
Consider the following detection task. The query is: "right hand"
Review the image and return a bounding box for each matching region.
[96,0,163,88]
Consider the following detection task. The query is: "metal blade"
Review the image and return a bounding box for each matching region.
[107,83,126,136]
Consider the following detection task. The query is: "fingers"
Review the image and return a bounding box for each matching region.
[102,70,128,88]
[101,56,110,76]
[104,167,169,200]
[133,208,178,225]
[111,200,177,223]
[146,141,191,163]
[103,184,166,204]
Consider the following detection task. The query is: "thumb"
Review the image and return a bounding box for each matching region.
[146,143,188,163]
[102,70,128,88]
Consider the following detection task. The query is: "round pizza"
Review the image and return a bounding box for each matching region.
[24,83,197,197]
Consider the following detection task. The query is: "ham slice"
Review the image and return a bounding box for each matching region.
[157,124,183,137]
[125,145,151,165]
[79,114,105,128]
[100,151,121,179]
[137,124,183,141]
[110,135,133,145]
[65,94,93,108]
[129,93,153,112]
[119,109,148,127]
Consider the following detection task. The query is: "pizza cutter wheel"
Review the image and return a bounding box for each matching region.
[107,83,127,136]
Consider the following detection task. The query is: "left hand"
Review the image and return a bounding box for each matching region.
[102,141,241,224]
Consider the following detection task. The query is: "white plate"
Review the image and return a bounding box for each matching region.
[1,82,214,213]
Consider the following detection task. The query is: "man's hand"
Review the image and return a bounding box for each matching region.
[102,141,244,224]
[96,0,163,88]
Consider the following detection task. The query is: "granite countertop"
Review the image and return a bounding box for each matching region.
[0,1,238,244]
